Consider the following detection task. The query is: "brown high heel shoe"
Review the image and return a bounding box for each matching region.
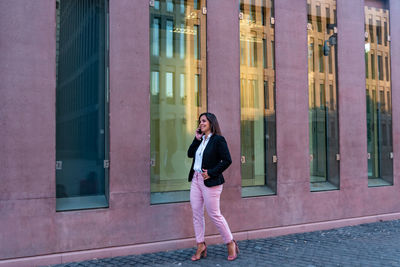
[191,242,207,261]
[227,240,239,261]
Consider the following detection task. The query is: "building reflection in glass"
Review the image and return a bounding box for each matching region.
[365,2,393,186]
[150,0,207,194]
[240,0,277,196]
[307,0,339,191]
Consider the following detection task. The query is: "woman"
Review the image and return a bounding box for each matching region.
[187,112,239,261]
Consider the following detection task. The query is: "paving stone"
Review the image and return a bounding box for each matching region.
[46,220,400,266]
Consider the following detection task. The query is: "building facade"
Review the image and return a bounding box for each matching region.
[1,0,400,265]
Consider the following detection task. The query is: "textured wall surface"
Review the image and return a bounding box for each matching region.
[1,0,399,263]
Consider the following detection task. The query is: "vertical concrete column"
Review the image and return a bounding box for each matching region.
[0,0,57,259]
[389,0,400,184]
[337,0,368,189]
[109,0,150,198]
[207,0,241,190]
[275,0,309,195]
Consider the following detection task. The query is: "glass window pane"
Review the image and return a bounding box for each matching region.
[194,0,199,10]
[180,23,185,59]
[365,48,369,78]
[378,55,383,80]
[167,0,174,12]
[194,25,200,60]
[376,19,382,45]
[316,5,322,32]
[271,40,275,69]
[385,56,389,81]
[166,72,174,98]
[151,71,160,96]
[369,17,374,43]
[308,0,339,191]
[371,54,375,79]
[56,0,109,211]
[318,44,324,73]
[152,18,160,57]
[263,38,267,69]
[308,38,314,72]
[365,4,393,186]
[166,20,174,58]
[180,0,185,13]
[240,0,276,197]
[180,73,185,101]
[384,21,388,46]
[150,0,207,203]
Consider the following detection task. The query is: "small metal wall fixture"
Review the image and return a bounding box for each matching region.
[104,160,110,168]
[56,161,62,170]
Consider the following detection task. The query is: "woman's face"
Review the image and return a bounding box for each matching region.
[199,115,211,134]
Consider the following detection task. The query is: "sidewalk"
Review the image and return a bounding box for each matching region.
[49,220,400,267]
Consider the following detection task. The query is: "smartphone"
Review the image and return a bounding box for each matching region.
[197,128,202,134]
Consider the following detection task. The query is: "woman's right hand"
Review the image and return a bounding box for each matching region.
[195,128,203,140]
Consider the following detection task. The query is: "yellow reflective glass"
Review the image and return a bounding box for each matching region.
[150,0,207,194]
[240,0,276,194]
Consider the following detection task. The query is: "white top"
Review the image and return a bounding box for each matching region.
[193,133,212,173]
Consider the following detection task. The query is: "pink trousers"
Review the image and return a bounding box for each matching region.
[190,171,233,244]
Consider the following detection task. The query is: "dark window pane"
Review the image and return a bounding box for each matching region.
[376,19,382,45]
[263,38,267,69]
[371,54,375,79]
[369,18,374,43]
[316,5,322,32]
[319,44,324,73]
[385,56,389,81]
[326,8,330,26]
[271,40,275,69]
[264,81,269,109]
[384,21,388,46]
[56,0,109,211]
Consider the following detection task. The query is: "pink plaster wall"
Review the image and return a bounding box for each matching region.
[389,0,400,193]
[1,0,400,263]
[0,0,57,259]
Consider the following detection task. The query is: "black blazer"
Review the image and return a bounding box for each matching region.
[187,134,232,187]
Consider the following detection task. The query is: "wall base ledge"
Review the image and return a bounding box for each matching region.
[2,212,400,267]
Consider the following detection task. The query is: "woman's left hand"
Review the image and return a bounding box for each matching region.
[202,169,210,180]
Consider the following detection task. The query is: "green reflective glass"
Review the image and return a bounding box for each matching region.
[308,0,339,191]
[55,0,109,211]
[240,0,276,197]
[150,0,207,201]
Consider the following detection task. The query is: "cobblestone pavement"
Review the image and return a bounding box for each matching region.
[49,220,400,267]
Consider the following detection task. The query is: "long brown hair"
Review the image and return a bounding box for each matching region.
[198,112,222,135]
